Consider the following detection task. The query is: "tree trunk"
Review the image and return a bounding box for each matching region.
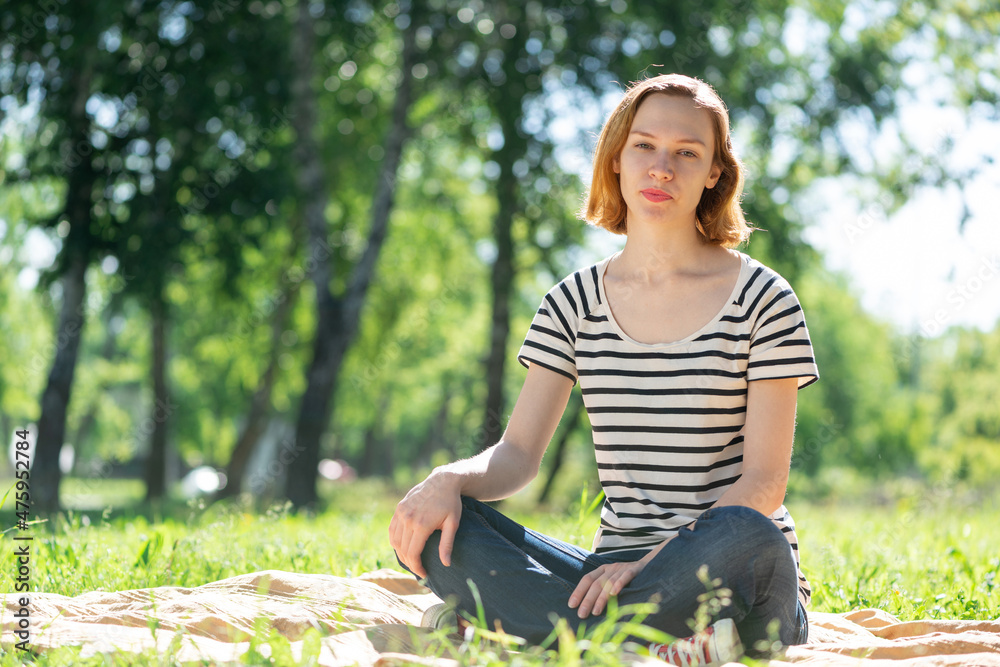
[284,0,337,510]
[357,391,392,477]
[357,422,378,478]
[285,3,417,509]
[217,275,300,500]
[480,138,518,452]
[357,393,391,477]
[479,10,528,453]
[32,45,97,515]
[537,392,585,504]
[140,152,183,502]
[417,384,452,466]
[70,291,124,473]
[33,246,89,515]
[144,294,171,502]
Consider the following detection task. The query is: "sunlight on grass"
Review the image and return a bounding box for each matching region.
[795,498,999,621]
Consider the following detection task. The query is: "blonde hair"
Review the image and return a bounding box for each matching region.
[582,73,754,247]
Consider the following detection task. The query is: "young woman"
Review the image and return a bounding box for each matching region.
[389,73,818,665]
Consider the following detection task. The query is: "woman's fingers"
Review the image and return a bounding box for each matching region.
[388,514,398,550]
[574,566,614,618]
[592,566,638,615]
[438,512,459,567]
[390,476,464,580]
[390,502,429,579]
[580,571,612,618]
[403,526,430,579]
[388,512,409,568]
[568,568,599,609]
[569,563,642,618]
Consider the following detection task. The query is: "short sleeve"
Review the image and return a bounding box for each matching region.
[517,284,579,384]
[747,278,819,389]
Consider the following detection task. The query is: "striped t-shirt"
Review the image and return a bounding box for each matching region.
[516,251,819,606]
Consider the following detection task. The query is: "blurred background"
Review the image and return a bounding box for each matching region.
[1,0,998,516]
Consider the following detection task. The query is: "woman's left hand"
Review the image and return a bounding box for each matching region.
[567,559,650,619]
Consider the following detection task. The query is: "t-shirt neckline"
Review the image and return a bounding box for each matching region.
[597,250,749,348]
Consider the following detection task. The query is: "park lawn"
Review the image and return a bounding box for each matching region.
[1,479,997,665]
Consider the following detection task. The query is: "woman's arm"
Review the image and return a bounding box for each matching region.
[712,375,800,515]
[389,363,574,578]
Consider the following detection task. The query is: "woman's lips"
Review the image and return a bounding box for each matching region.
[641,189,672,202]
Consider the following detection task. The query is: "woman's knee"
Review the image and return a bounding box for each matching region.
[703,504,769,524]
[392,532,444,580]
[418,503,486,575]
[707,505,783,537]
[394,509,475,581]
[699,506,793,564]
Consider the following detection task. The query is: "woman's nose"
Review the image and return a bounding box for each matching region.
[649,153,673,179]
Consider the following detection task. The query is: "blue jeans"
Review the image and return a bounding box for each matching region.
[396,497,808,651]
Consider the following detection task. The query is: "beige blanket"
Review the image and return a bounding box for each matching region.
[3,570,999,665]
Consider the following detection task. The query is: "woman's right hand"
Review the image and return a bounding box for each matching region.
[389,364,574,579]
[388,470,463,579]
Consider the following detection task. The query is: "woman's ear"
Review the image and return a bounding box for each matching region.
[612,154,621,174]
[705,162,722,189]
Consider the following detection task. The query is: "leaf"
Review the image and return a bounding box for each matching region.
[267,628,296,667]
[585,488,606,516]
[134,531,164,568]
[0,482,13,510]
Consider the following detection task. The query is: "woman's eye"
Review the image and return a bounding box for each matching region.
[680,150,696,157]
[636,143,652,149]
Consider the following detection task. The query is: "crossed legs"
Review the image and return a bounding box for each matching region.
[395,496,807,650]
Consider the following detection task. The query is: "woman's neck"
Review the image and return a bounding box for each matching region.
[614,214,728,278]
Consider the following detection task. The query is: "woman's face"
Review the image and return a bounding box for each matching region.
[614,93,721,228]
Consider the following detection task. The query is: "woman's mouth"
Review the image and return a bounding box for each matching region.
[641,189,672,202]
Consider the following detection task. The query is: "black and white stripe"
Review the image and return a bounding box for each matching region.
[517,251,820,607]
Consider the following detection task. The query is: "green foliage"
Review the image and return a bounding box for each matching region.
[920,326,1000,485]
[794,268,919,475]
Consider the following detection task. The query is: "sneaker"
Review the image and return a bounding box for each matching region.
[649,618,743,666]
[420,603,459,631]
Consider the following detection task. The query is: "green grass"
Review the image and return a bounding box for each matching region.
[794,495,999,621]
[1,478,997,665]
